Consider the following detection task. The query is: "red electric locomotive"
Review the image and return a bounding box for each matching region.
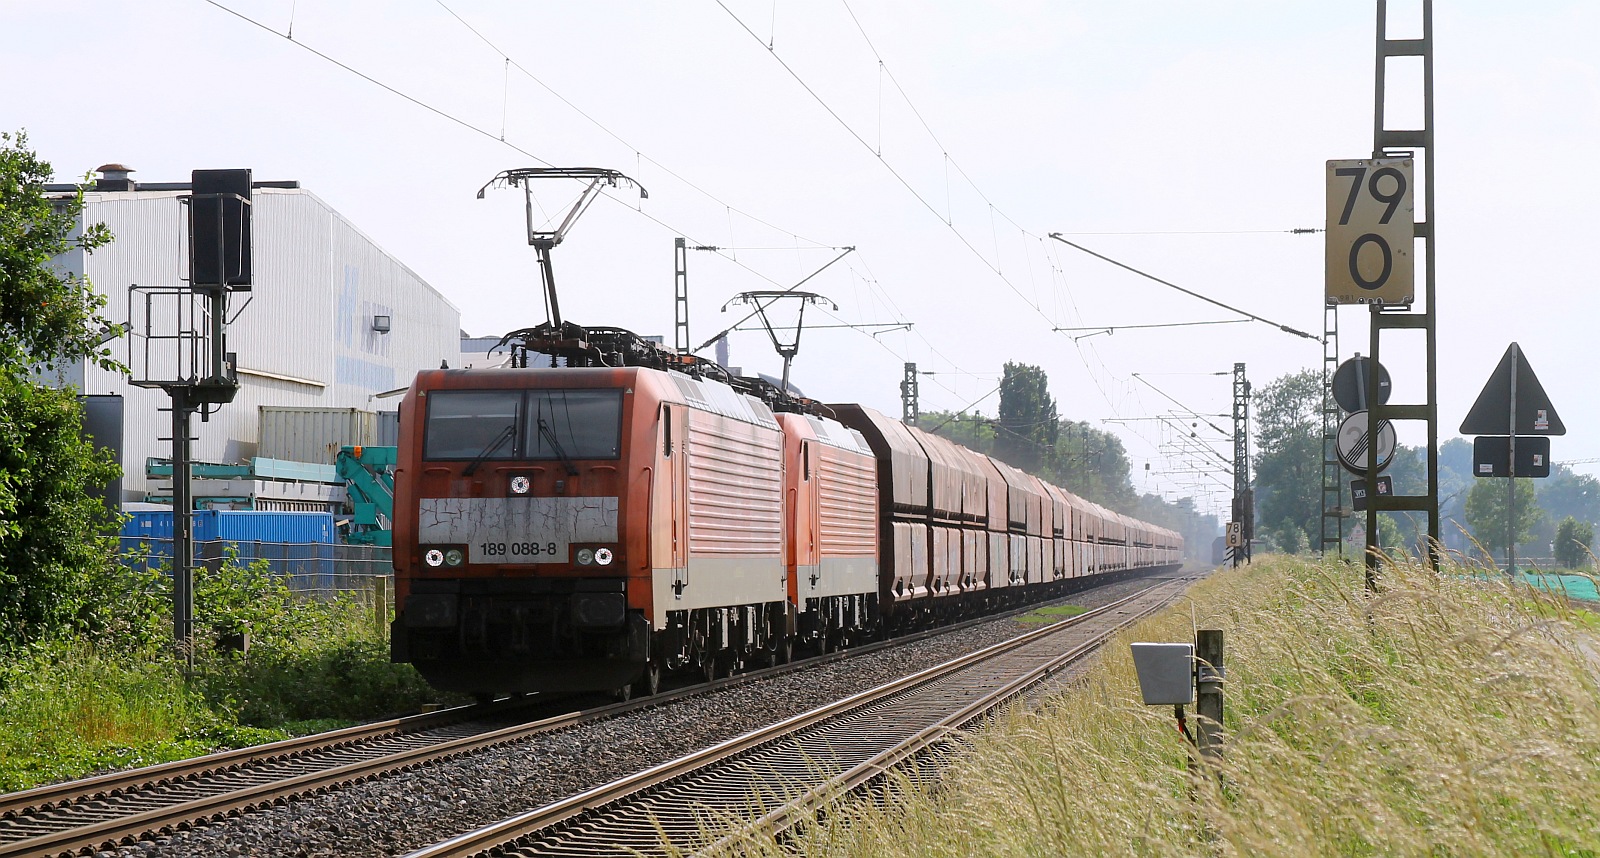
[389,326,1183,699]
[390,329,887,699]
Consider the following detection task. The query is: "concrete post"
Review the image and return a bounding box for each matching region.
[1196,629,1224,759]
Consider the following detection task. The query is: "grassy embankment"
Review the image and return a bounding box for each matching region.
[697,554,1600,856]
[0,556,445,792]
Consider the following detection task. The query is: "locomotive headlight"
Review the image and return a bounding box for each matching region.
[509,475,531,495]
[576,548,595,566]
[444,548,465,567]
[424,549,445,568]
[594,547,614,566]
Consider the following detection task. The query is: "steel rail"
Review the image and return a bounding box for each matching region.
[0,568,1177,858]
[0,698,522,820]
[404,579,1186,858]
[719,579,1186,851]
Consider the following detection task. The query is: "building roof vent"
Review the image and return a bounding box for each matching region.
[94,163,136,192]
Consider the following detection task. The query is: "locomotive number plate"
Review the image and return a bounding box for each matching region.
[418,496,619,563]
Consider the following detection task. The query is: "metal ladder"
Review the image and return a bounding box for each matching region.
[1320,303,1343,555]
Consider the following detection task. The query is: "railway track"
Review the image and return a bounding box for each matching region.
[406,576,1193,857]
[0,696,573,858]
[0,571,1176,858]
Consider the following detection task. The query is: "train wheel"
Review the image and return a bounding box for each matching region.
[614,683,633,703]
[634,662,662,698]
[776,638,793,665]
[701,653,718,684]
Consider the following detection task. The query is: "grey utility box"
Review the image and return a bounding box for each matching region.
[1130,642,1194,705]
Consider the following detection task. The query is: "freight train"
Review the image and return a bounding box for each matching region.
[389,326,1182,700]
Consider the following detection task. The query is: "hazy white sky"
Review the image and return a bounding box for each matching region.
[5,0,1597,518]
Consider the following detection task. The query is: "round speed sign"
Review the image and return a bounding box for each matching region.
[1335,410,1396,475]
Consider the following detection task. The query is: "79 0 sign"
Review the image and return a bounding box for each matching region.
[1325,158,1414,305]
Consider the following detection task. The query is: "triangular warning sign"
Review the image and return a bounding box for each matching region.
[1459,343,1565,436]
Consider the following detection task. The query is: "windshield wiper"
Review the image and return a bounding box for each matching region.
[462,424,514,476]
[537,417,580,476]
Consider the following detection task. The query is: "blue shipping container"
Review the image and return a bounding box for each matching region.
[119,511,338,589]
[121,510,335,544]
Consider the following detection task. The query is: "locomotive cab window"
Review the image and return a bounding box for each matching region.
[423,391,521,460]
[423,389,623,461]
[525,390,624,460]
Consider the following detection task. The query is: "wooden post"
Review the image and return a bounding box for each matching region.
[1196,629,1224,759]
[373,575,389,639]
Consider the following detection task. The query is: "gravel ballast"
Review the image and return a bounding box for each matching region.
[108,573,1186,858]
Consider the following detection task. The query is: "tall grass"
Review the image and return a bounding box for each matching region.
[0,555,443,792]
[705,555,1600,856]
[0,639,250,791]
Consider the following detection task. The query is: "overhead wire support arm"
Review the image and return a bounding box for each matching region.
[1046,233,1322,343]
[1053,319,1252,339]
[728,321,910,333]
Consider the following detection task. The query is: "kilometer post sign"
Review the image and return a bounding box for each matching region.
[1326,158,1415,305]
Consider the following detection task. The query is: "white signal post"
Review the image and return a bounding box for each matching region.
[1325,158,1415,306]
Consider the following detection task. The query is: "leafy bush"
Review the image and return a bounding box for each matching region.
[0,129,124,653]
[185,551,439,725]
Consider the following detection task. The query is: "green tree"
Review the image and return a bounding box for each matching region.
[1553,516,1594,569]
[1530,467,1600,553]
[1464,478,1542,562]
[994,362,1058,474]
[921,409,995,457]
[1251,369,1323,551]
[1052,419,1134,509]
[0,130,122,649]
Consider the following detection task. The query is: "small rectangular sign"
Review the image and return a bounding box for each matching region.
[1472,436,1552,478]
[1351,475,1393,512]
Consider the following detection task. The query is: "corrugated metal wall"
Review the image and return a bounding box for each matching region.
[685,413,783,557]
[65,186,464,498]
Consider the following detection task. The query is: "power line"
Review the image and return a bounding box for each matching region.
[201,0,1227,501]
[1054,319,1251,333]
[1048,233,1322,343]
[1053,228,1324,236]
[430,0,843,251]
[712,0,1064,334]
[198,0,966,385]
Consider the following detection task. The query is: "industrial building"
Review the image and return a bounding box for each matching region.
[44,166,464,504]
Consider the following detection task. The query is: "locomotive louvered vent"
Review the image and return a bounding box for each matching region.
[672,374,708,404]
[745,396,776,425]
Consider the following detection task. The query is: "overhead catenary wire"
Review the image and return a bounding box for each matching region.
[1048,233,1322,343]
[252,0,1003,404]
[199,0,1228,507]
[712,0,1065,335]
[430,0,839,252]
[199,0,957,377]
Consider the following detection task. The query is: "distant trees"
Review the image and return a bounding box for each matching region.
[1250,369,1322,552]
[1553,516,1594,569]
[1464,478,1543,562]
[922,361,1210,551]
